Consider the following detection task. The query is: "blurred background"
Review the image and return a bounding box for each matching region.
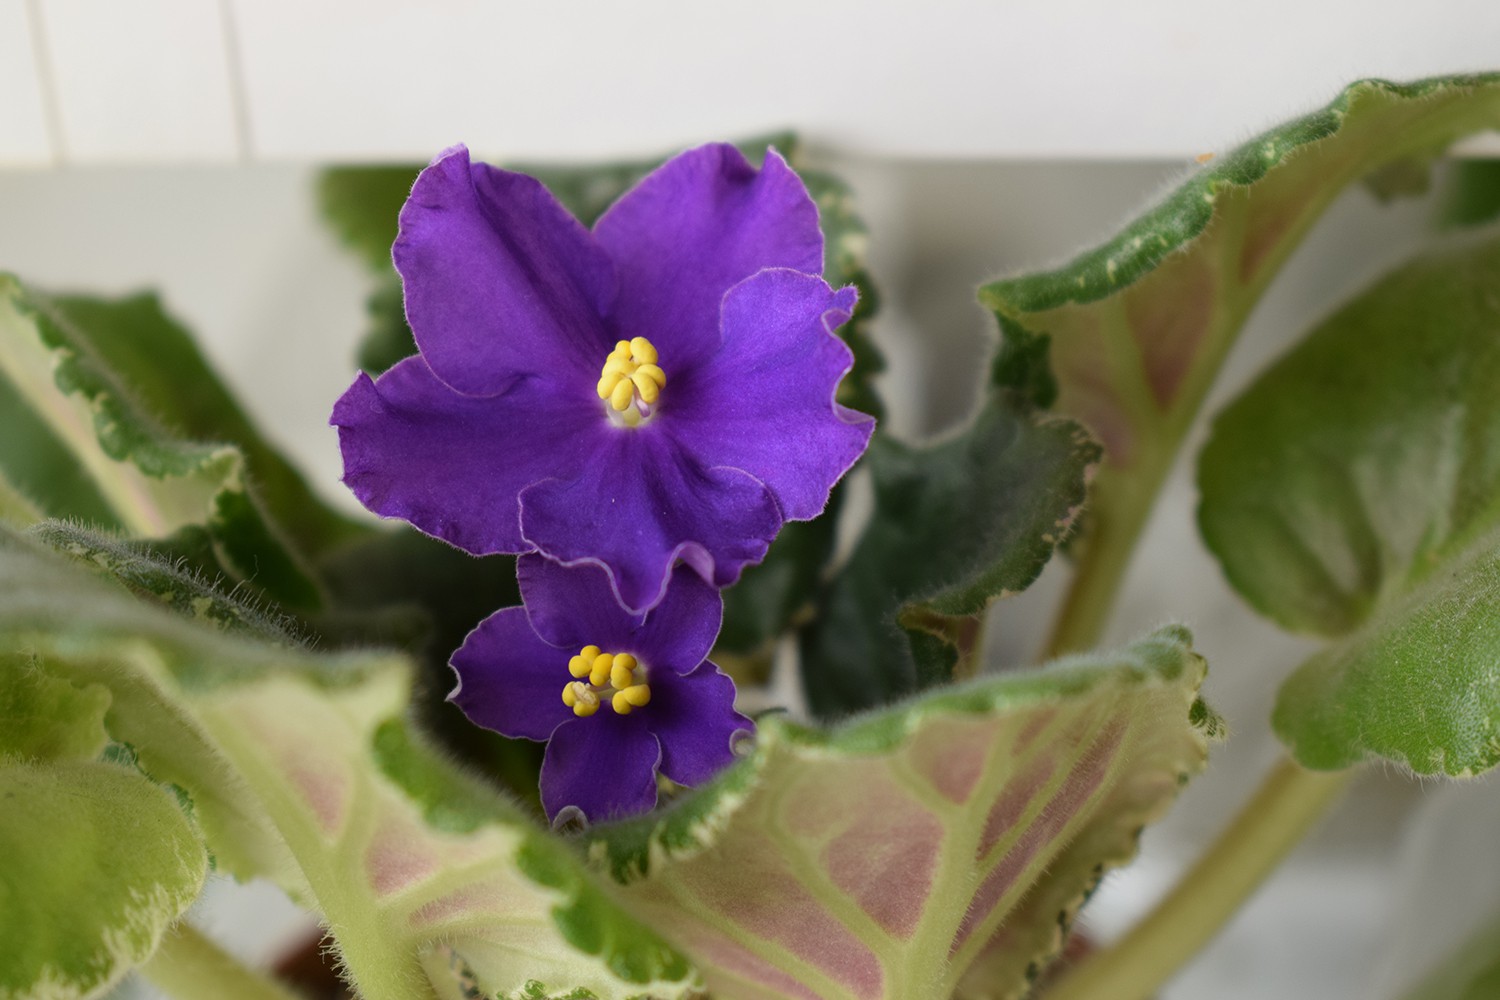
[3,2,1499,997]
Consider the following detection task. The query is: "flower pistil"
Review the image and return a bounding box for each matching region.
[596,337,666,427]
[562,644,653,717]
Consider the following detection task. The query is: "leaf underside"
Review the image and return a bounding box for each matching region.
[981,75,1500,473]
[591,626,1218,1000]
[0,523,697,1000]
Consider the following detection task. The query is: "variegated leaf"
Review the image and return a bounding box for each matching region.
[590,627,1219,1000]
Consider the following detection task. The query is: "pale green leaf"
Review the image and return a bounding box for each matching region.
[0,755,206,1000]
[0,469,41,530]
[0,653,110,761]
[1200,236,1500,774]
[0,524,696,1000]
[590,627,1218,1000]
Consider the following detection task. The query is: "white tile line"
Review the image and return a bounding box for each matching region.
[218,0,253,162]
[23,0,63,164]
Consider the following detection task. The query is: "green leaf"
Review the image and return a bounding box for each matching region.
[0,652,111,761]
[0,523,696,1000]
[978,75,1500,649]
[0,278,342,611]
[0,364,117,528]
[1439,159,1500,231]
[39,292,366,559]
[1199,236,1500,775]
[801,398,1099,716]
[33,520,304,642]
[590,626,1217,1000]
[1397,912,1500,1000]
[0,755,207,1000]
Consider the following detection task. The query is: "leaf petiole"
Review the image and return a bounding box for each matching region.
[1041,755,1352,1000]
[138,922,306,1000]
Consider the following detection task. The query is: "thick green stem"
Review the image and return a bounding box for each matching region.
[138,922,306,1000]
[1043,756,1352,1000]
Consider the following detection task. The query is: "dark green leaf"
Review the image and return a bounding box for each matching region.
[41,291,369,557]
[0,278,356,611]
[801,399,1099,717]
[1439,159,1500,230]
[1199,236,1500,774]
[357,278,417,377]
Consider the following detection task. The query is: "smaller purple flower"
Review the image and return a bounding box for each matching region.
[451,553,752,823]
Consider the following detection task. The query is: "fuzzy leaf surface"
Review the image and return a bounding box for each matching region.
[0,755,206,1000]
[981,75,1500,471]
[591,627,1217,1000]
[0,524,696,1000]
[801,399,1099,716]
[0,278,339,610]
[978,77,1500,654]
[1200,237,1500,774]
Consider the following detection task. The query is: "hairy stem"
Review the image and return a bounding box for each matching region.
[1043,756,1353,1000]
[138,922,306,1000]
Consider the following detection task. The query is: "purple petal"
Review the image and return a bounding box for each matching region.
[448,607,574,742]
[517,554,646,649]
[540,714,660,822]
[630,564,724,674]
[593,145,822,372]
[671,270,875,521]
[395,145,614,396]
[331,356,604,556]
[519,557,722,674]
[518,431,781,614]
[651,662,753,787]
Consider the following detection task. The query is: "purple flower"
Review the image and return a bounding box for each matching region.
[450,554,751,823]
[331,143,874,613]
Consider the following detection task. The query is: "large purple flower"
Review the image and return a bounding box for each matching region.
[451,554,751,823]
[332,143,874,613]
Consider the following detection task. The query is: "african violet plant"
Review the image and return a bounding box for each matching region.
[3,72,1500,1000]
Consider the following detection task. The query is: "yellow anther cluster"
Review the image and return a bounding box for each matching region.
[596,337,666,426]
[560,644,652,717]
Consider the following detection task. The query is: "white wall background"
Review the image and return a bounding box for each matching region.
[2,0,1498,166]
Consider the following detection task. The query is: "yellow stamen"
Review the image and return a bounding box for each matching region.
[589,653,614,687]
[595,336,665,424]
[609,659,635,691]
[563,681,600,717]
[609,379,635,412]
[560,645,651,720]
[629,337,657,364]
